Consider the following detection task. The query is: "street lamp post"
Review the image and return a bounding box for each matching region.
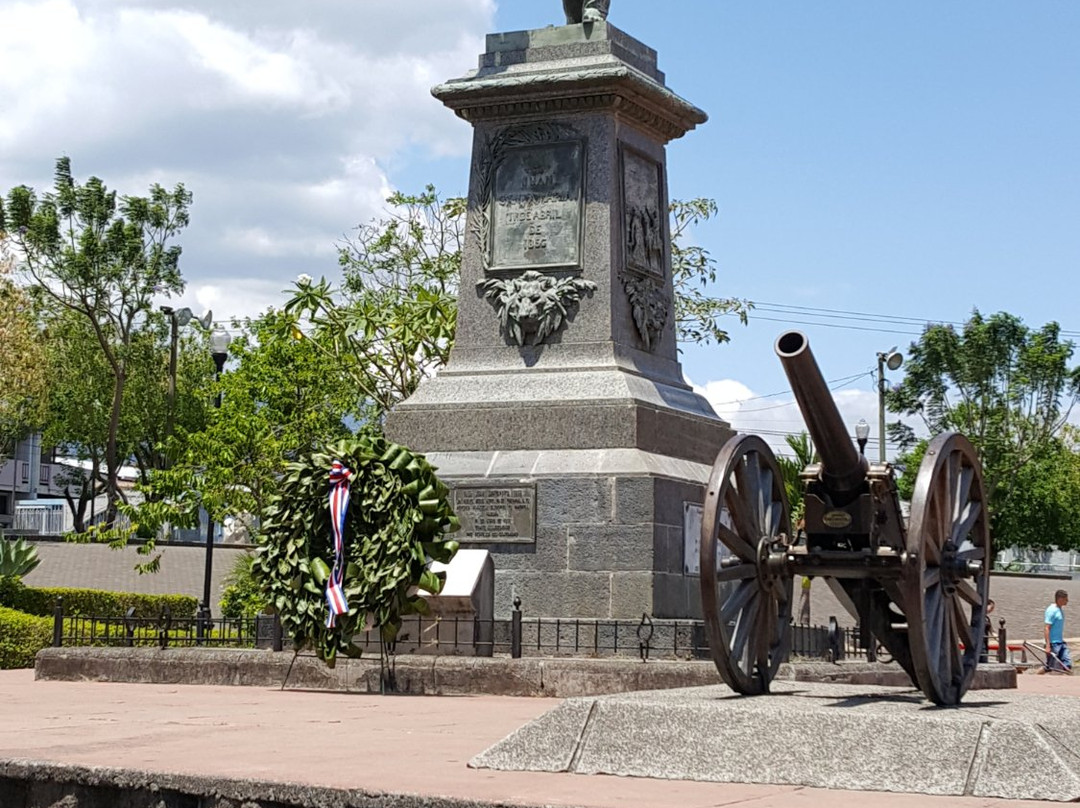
[197,325,231,642]
[876,348,903,464]
[158,306,212,448]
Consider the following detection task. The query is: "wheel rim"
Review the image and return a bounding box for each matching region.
[700,434,793,694]
[904,432,991,705]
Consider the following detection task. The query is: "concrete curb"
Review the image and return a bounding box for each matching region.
[34,647,1016,696]
[0,759,524,808]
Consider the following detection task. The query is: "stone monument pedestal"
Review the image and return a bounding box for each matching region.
[386,20,731,618]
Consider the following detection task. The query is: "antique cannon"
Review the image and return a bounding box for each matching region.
[699,331,991,705]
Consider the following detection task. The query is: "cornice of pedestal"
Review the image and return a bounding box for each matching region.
[432,24,706,144]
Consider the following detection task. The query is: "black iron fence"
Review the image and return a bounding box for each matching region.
[48,596,1014,664]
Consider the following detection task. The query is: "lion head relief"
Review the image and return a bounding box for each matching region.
[480,270,597,347]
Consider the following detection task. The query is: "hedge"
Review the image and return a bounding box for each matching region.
[0,577,198,619]
[0,606,52,669]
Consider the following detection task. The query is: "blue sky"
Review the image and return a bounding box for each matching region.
[2,0,1078,456]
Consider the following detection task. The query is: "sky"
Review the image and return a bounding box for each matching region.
[2,0,1079,460]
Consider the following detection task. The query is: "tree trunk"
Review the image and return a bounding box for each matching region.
[104,364,126,528]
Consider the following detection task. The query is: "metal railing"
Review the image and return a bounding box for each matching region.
[50,597,282,651]
[48,596,1016,665]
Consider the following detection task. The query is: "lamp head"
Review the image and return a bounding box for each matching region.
[886,351,903,372]
[855,418,870,456]
[210,326,232,356]
[174,307,193,327]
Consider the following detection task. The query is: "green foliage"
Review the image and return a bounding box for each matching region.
[0,266,47,455]
[0,606,52,669]
[220,553,269,619]
[254,435,459,666]
[0,536,41,578]
[887,311,1080,552]
[0,577,197,618]
[775,432,815,530]
[1,157,192,528]
[129,309,359,558]
[284,187,460,417]
[670,198,753,347]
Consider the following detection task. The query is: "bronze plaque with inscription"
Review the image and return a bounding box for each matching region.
[491,141,583,270]
[451,483,536,544]
[621,146,665,276]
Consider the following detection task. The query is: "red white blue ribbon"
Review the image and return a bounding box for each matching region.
[325,461,352,628]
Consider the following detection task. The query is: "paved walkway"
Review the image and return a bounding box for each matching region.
[1,668,1077,807]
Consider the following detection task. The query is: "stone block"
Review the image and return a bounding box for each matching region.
[537,477,613,525]
[612,476,654,524]
[489,526,569,572]
[567,524,653,572]
[609,571,653,618]
[495,570,612,618]
[653,523,684,574]
[654,477,704,527]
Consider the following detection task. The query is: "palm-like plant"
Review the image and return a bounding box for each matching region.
[776,432,816,534]
[0,535,41,578]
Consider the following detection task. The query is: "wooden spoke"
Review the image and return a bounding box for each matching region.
[717,523,756,563]
[716,563,758,583]
[954,578,982,608]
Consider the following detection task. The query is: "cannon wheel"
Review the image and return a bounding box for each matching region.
[903,432,991,706]
[700,434,793,695]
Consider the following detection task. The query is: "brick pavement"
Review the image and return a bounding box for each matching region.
[1,667,1077,807]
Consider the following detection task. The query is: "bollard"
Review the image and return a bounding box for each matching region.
[997,620,1007,664]
[52,596,63,648]
[511,596,522,659]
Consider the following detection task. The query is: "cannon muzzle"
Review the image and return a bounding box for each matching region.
[775,330,867,493]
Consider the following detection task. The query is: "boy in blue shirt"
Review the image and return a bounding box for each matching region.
[1042,589,1071,673]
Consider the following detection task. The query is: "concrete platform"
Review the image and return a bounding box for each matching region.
[472,680,1080,801]
[32,646,1017,696]
[0,669,1076,807]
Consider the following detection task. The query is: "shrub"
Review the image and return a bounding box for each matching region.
[0,606,52,669]
[0,578,197,619]
[219,553,269,619]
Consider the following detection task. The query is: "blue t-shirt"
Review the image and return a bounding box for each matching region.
[1045,604,1065,644]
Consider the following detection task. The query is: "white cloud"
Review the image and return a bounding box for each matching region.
[0,0,492,321]
[695,377,908,462]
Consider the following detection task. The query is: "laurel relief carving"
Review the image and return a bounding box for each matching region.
[621,272,669,351]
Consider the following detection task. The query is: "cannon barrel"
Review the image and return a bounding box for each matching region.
[775,330,867,492]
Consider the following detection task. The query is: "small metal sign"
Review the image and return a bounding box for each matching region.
[450,483,537,544]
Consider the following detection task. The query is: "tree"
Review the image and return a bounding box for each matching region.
[130,309,361,553]
[284,187,461,417]
[0,158,191,526]
[886,311,1080,553]
[0,262,47,456]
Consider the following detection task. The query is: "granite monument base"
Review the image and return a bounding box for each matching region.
[424,447,719,619]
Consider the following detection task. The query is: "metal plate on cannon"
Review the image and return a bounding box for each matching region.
[491,141,583,270]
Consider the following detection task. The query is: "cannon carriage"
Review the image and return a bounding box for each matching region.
[699,331,991,705]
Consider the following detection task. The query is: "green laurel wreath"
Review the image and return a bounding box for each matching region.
[254,435,459,666]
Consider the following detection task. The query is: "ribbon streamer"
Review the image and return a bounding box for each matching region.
[325,460,352,628]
